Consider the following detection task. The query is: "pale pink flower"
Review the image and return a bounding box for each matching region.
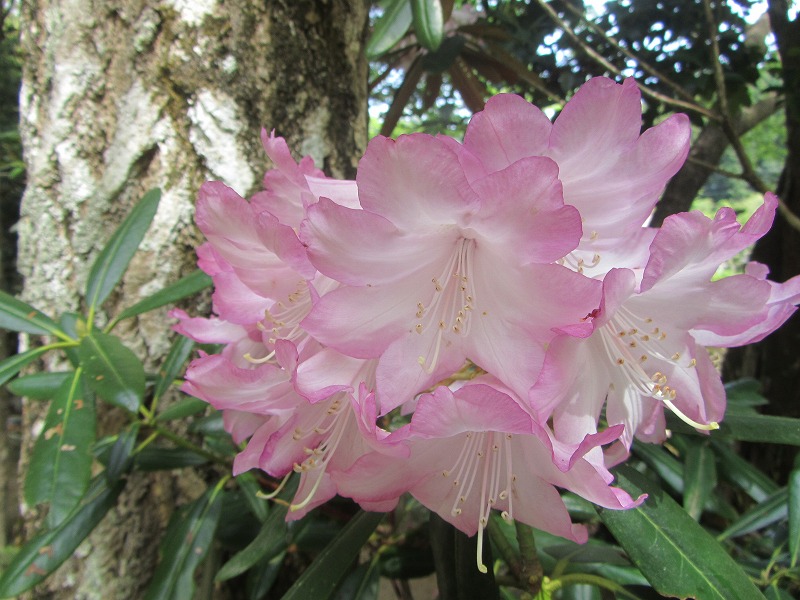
[451,77,691,275]
[250,131,359,228]
[301,133,600,411]
[336,377,642,572]
[529,195,798,447]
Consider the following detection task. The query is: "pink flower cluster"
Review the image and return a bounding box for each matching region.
[174,77,800,571]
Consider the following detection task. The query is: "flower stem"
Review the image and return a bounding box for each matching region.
[514,521,543,596]
[486,514,523,582]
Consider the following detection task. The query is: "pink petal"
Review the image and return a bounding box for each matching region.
[462,93,552,173]
[357,134,479,230]
[301,197,454,286]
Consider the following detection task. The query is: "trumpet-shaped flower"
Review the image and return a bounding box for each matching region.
[336,377,642,572]
[529,195,799,447]
[301,133,600,410]
[453,78,690,274]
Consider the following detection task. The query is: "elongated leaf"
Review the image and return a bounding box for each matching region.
[633,442,735,519]
[789,467,800,568]
[7,371,73,399]
[246,552,286,600]
[411,0,444,52]
[599,466,763,600]
[155,396,207,422]
[134,447,209,470]
[712,439,778,502]
[109,269,212,328]
[0,476,124,598]
[85,188,161,311]
[720,413,800,445]
[367,0,413,58]
[106,423,140,482]
[24,371,97,528]
[718,487,788,540]
[215,495,290,581]
[143,486,223,600]
[281,511,384,600]
[332,560,380,600]
[236,471,269,523]
[683,441,717,520]
[79,331,144,412]
[0,346,51,387]
[152,334,195,404]
[0,289,67,338]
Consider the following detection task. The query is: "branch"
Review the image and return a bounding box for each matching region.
[532,0,719,120]
[702,0,800,232]
[560,1,698,105]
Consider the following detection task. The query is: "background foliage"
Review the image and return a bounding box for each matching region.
[1,1,799,598]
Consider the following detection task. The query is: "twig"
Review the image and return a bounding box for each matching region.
[515,520,544,596]
[701,0,800,232]
[560,1,698,105]
[532,0,718,120]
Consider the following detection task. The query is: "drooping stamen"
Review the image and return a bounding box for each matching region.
[289,395,351,512]
[244,280,312,364]
[441,431,517,574]
[258,471,292,500]
[416,239,477,373]
[599,308,719,431]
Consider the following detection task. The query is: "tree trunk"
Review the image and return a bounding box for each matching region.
[723,2,800,481]
[15,1,368,597]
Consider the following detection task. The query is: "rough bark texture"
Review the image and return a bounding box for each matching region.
[723,2,800,481]
[650,94,780,227]
[16,1,368,597]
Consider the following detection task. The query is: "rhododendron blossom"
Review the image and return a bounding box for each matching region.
[175,76,800,562]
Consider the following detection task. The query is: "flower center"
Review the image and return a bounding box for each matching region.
[416,238,478,374]
[441,431,516,573]
[263,393,351,511]
[245,279,311,364]
[598,307,718,431]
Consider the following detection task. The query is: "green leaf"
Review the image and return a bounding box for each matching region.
[106,423,140,482]
[712,439,779,502]
[683,441,717,520]
[411,0,444,52]
[7,371,73,399]
[281,511,384,600]
[24,370,97,528]
[0,346,51,387]
[718,487,788,540]
[85,188,161,312]
[246,551,286,600]
[109,269,212,329]
[332,559,380,600]
[789,466,800,568]
[0,476,124,598]
[720,413,800,445]
[236,471,269,523]
[143,485,223,600]
[215,493,290,582]
[633,442,735,519]
[155,396,207,422]
[0,289,67,339]
[152,334,195,405]
[599,466,763,600]
[724,378,769,411]
[134,447,209,470]
[79,331,145,412]
[367,0,413,58]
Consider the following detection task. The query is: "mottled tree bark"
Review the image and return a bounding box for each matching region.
[723,2,800,480]
[16,1,368,597]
